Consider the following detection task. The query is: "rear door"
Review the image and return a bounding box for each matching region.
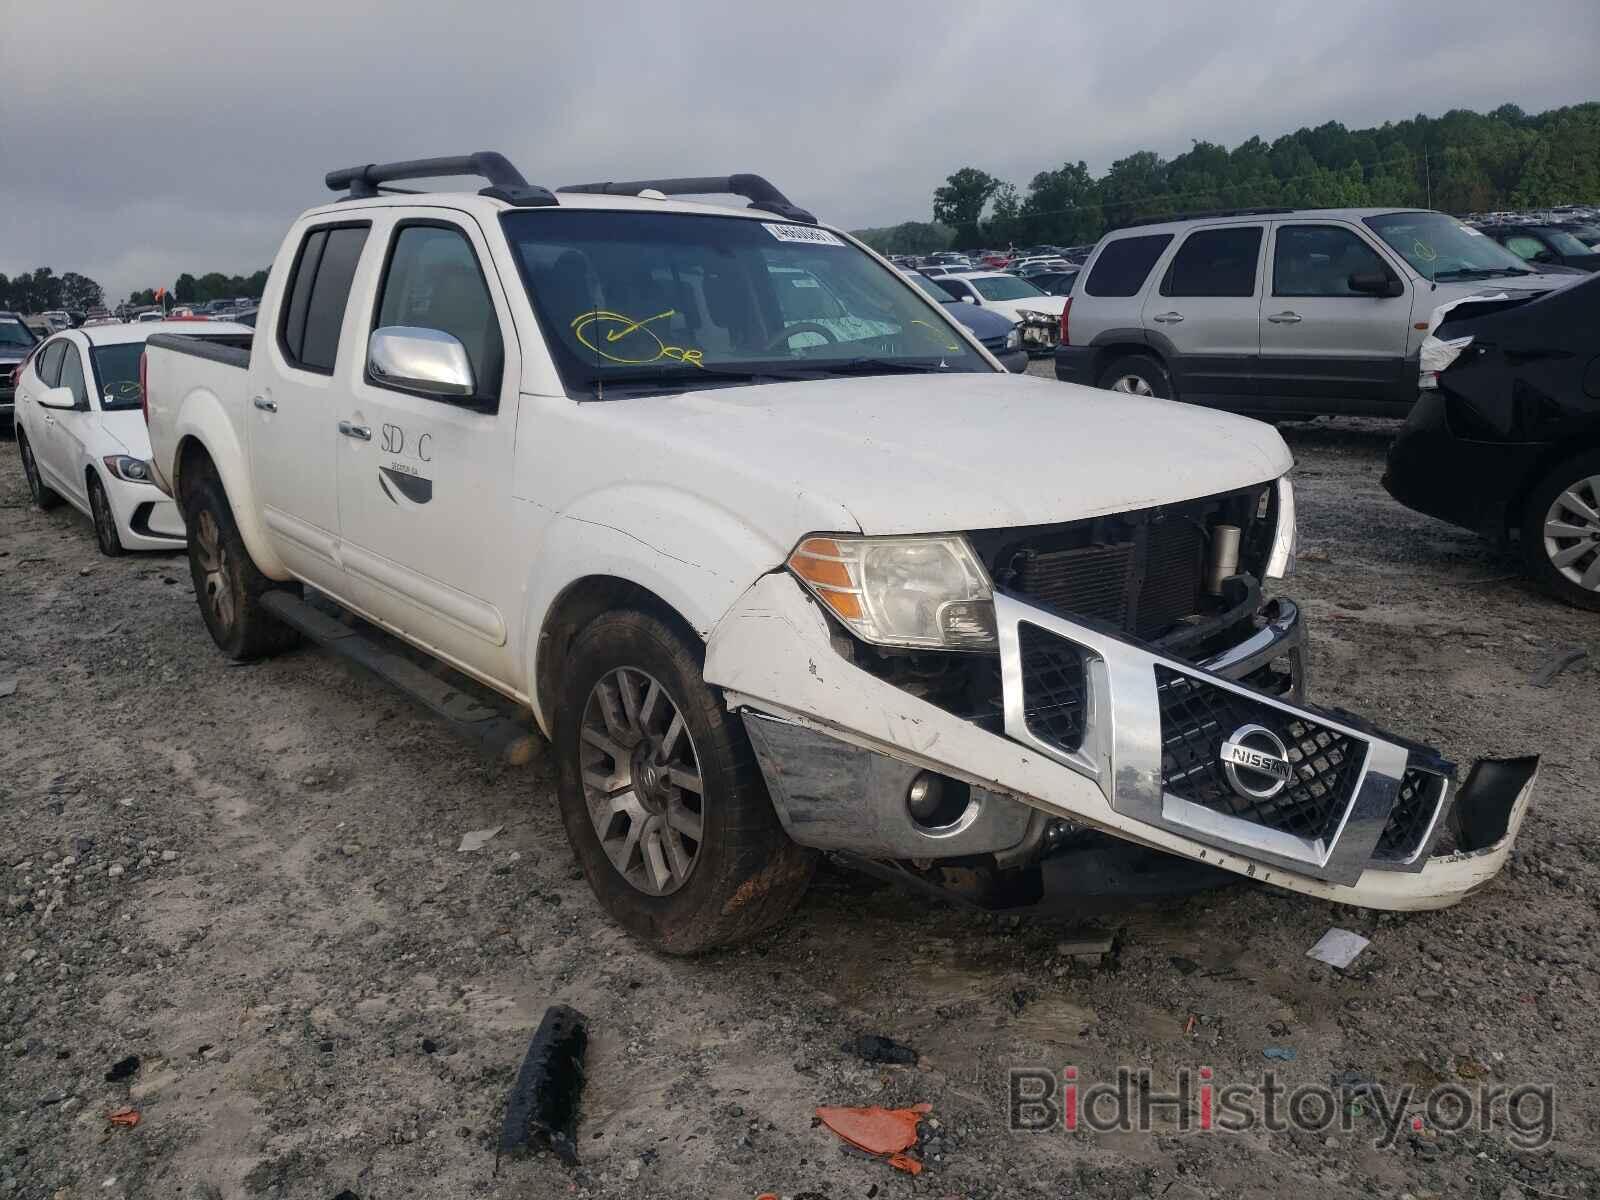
[1258,221,1411,414]
[1141,224,1264,406]
[332,209,523,687]
[250,219,371,576]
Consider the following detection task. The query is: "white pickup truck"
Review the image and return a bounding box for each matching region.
[143,153,1538,953]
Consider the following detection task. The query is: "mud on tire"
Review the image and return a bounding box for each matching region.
[553,607,817,955]
[182,470,302,660]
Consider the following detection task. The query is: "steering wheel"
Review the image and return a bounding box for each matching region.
[764,322,839,352]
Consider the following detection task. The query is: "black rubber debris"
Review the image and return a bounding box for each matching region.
[105,1055,140,1083]
[842,1034,918,1066]
[498,1004,589,1166]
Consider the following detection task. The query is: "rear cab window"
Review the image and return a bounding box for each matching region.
[1084,235,1174,297]
[278,222,372,373]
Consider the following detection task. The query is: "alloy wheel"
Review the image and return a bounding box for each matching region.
[1543,475,1600,592]
[1109,374,1155,396]
[578,667,706,897]
[193,510,236,629]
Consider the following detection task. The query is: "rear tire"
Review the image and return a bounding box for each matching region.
[88,475,126,557]
[19,433,63,510]
[1097,353,1172,400]
[1521,451,1600,612]
[553,608,816,954]
[182,471,301,659]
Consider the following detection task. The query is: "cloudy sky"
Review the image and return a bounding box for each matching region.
[3,0,1597,302]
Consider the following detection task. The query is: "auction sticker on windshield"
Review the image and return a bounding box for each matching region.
[764,223,845,247]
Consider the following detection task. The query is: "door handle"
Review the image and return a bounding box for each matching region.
[1267,311,1303,324]
[337,420,372,441]
[253,395,277,412]
[1152,311,1184,324]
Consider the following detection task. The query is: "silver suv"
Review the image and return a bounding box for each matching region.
[1054,207,1576,418]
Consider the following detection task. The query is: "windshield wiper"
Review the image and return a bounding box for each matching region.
[1433,266,1534,280]
[586,365,821,397]
[807,357,966,376]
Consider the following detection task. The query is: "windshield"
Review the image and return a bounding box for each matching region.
[500,210,985,393]
[905,272,957,303]
[1363,212,1531,279]
[0,318,37,349]
[969,275,1047,301]
[90,344,149,409]
[1534,228,1593,256]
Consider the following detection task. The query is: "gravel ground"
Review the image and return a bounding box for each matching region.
[3,388,1598,1200]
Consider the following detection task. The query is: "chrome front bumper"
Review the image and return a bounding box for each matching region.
[705,574,1536,912]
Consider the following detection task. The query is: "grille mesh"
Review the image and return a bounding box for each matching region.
[1155,665,1366,844]
[1374,769,1446,861]
[1019,623,1089,753]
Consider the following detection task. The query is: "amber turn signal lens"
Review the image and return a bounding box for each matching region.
[788,538,864,622]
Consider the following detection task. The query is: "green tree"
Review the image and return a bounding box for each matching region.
[174,273,199,303]
[933,167,1001,248]
[850,221,953,255]
[59,272,104,311]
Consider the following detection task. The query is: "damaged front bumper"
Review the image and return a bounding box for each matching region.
[704,574,1537,911]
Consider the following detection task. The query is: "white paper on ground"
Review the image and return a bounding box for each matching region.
[1307,927,1370,969]
[457,825,503,853]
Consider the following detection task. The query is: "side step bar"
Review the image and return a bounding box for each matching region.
[261,590,539,766]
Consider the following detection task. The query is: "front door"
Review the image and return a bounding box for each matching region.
[49,341,95,509]
[24,340,71,492]
[1140,224,1264,405]
[249,220,372,578]
[1257,222,1411,414]
[333,212,523,689]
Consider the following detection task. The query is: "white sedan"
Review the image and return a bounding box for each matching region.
[14,320,252,555]
[932,271,1069,325]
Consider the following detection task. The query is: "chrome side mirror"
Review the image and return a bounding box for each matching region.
[367,326,474,397]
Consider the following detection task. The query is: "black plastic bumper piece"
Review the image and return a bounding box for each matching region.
[1054,344,1096,386]
[1453,756,1540,852]
[499,1004,590,1165]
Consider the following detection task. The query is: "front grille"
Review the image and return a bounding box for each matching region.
[1019,622,1089,753]
[1003,517,1207,640]
[1155,665,1367,845]
[1374,769,1446,862]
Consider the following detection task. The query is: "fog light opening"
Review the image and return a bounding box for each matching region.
[906,772,972,829]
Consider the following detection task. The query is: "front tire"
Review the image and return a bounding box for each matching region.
[553,608,816,954]
[1521,451,1600,612]
[1097,353,1172,399]
[88,475,126,557]
[182,472,301,659]
[19,433,63,510]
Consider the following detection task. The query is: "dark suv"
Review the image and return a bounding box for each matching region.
[0,312,42,430]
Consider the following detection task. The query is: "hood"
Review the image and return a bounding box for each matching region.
[944,302,1014,337]
[99,410,154,458]
[982,294,1067,322]
[578,372,1292,537]
[1422,271,1580,307]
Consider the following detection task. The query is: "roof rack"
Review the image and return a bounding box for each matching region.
[325,152,557,207]
[557,175,817,224]
[1113,206,1296,230]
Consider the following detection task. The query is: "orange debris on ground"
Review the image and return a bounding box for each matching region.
[107,1107,141,1128]
[815,1102,932,1175]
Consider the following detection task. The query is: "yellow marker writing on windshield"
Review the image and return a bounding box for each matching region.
[572,309,706,368]
[909,319,960,352]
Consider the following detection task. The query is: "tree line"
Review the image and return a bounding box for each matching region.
[854,101,1600,253]
[0,266,270,315]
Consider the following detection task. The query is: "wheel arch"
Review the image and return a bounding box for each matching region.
[169,411,289,580]
[1505,435,1600,537]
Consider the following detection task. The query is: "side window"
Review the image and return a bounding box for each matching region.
[58,345,88,407]
[1502,235,1544,261]
[1084,235,1174,297]
[935,278,972,300]
[1273,226,1390,297]
[278,223,371,373]
[1160,227,1263,298]
[373,224,504,402]
[35,340,67,387]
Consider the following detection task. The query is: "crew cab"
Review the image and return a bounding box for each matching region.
[142,154,1538,953]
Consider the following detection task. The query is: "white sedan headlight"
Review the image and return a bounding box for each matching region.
[102,455,156,485]
[1004,326,1022,351]
[788,534,997,651]
[1265,477,1297,579]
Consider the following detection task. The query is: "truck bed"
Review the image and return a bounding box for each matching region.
[143,332,257,497]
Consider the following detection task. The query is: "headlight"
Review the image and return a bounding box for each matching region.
[1015,309,1049,324]
[1265,477,1296,579]
[787,534,998,651]
[102,455,155,484]
[1004,327,1022,350]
